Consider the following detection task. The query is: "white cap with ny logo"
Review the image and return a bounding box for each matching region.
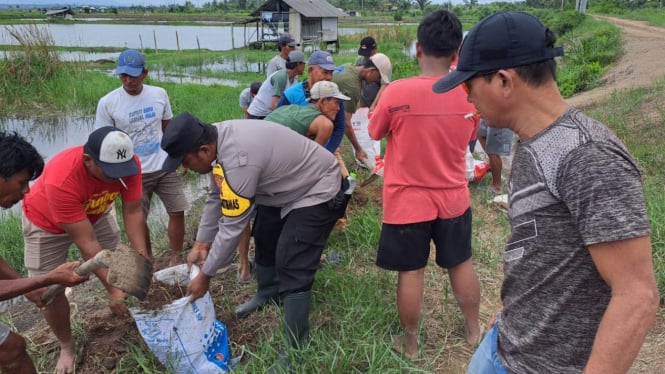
[84,127,139,179]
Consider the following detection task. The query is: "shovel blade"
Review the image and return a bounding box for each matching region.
[104,244,153,300]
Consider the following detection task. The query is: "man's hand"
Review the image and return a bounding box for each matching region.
[24,288,47,308]
[47,261,89,286]
[187,272,211,302]
[355,148,368,164]
[187,241,211,270]
[108,288,128,316]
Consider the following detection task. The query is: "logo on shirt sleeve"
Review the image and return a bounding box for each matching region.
[212,164,251,217]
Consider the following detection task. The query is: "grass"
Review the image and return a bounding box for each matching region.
[585,76,665,293]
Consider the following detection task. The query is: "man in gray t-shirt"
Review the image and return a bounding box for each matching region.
[161,112,350,372]
[434,11,658,374]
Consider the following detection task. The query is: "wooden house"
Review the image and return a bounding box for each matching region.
[251,0,347,51]
[44,7,74,20]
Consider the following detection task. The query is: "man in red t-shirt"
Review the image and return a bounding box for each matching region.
[368,11,481,359]
[21,127,148,374]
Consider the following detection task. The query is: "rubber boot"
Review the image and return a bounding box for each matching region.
[268,291,311,374]
[234,264,279,318]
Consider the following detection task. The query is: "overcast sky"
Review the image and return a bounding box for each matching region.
[10,0,491,7]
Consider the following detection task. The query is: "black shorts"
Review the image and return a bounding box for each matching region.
[376,208,472,271]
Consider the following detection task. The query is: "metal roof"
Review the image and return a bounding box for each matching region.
[44,8,73,16]
[252,0,347,18]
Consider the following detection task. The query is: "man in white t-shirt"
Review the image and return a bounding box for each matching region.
[96,49,187,266]
[266,32,300,77]
[248,50,306,119]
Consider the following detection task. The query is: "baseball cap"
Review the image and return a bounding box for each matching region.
[115,49,145,77]
[309,81,351,101]
[370,53,392,83]
[278,32,299,47]
[433,11,564,94]
[84,127,139,179]
[161,112,207,173]
[288,50,306,63]
[308,51,337,71]
[358,36,377,57]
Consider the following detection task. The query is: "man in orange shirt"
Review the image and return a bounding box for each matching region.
[368,10,481,359]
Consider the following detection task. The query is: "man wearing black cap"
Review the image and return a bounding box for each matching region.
[21,127,149,374]
[434,11,658,373]
[161,112,349,372]
[354,36,383,109]
[266,32,300,77]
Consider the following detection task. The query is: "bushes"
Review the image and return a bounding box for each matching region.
[557,17,622,97]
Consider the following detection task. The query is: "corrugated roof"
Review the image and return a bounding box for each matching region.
[253,0,347,18]
[284,0,347,17]
[44,8,73,16]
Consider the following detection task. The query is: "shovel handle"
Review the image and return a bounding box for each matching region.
[40,253,107,306]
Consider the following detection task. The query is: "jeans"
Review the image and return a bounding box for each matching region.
[467,322,509,374]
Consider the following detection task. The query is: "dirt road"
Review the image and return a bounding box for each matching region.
[566,15,665,108]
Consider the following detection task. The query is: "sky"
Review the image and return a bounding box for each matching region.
[7,0,480,8]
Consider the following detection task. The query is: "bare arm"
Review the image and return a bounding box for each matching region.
[60,219,125,297]
[368,83,388,113]
[343,111,367,162]
[121,199,150,260]
[583,235,659,373]
[0,258,86,301]
[271,95,281,110]
[308,116,334,146]
[161,119,170,132]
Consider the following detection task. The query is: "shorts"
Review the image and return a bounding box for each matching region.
[22,211,120,276]
[376,208,472,271]
[0,322,9,345]
[467,320,509,374]
[478,120,513,156]
[141,170,188,217]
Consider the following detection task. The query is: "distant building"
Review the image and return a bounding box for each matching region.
[251,0,347,51]
[44,7,74,20]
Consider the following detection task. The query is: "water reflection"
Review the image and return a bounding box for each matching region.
[0,23,364,51]
[0,115,207,219]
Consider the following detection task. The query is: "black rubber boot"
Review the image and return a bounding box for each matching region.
[234,264,279,319]
[268,291,311,374]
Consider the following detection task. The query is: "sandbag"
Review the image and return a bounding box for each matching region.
[129,264,234,374]
[351,107,382,169]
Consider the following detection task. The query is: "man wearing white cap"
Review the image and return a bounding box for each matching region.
[333,52,391,165]
[265,81,349,145]
[22,127,149,374]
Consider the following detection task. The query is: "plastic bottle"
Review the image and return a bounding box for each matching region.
[345,173,357,195]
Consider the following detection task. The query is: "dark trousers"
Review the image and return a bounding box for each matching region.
[253,196,347,295]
